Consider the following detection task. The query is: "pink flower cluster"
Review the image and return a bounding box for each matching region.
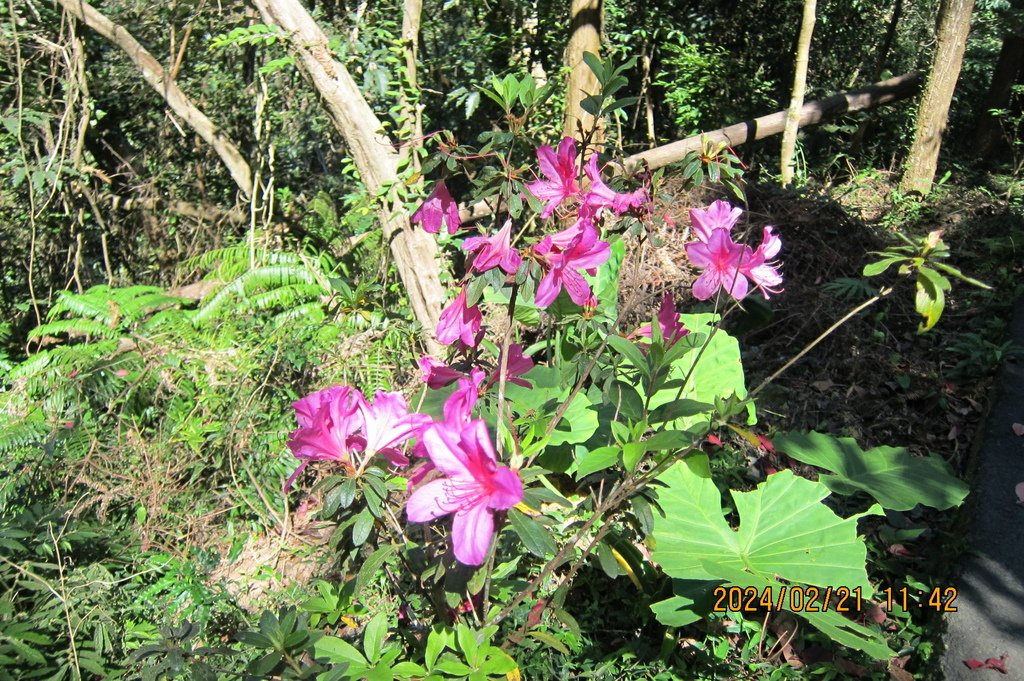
[418,137,651,349]
[406,372,522,565]
[287,370,523,566]
[684,200,783,301]
[286,387,431,486]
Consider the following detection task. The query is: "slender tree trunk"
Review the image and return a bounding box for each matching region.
[900,0,975,194]
[252,0,445,354]
[55,0,254,198]
[562,0,602,140]
[780,0,817,186]
[975,31,1024,159]
[399,0,425,172]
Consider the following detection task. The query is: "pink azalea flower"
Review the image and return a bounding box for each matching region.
[418,356,464,389]
[636,293,689,347]
[436,287,483,347]
[582,154,650,215]
[533,224,610,307]
[488,343,534,388]
[742,226,784,299]
[354,391,432,467]
[443,369,486,428]
[291,386,349,429]
[525,137,580,219]
[685,228,752,301]
[690,200,743,242]
[286,386,365,489]
[463,219,522,275]
[412,181,462,235]
[406,419,523,565]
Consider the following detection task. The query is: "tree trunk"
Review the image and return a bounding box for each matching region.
[399,0,425,172]
[780,0,817,185]
[974,31,1024,159]
[562,0,602,140]
[56,0,254,198]
[252,0,445,354]
[900,0,975,194]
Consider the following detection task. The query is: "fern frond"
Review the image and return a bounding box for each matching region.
[0,412,48,455]
[48,288,116,324]
[271,302,326,328]
[192,265,321,325]
[182,245,306,281]
[28,319,119,342]
[119,292,191,323]
[249,284,323,311]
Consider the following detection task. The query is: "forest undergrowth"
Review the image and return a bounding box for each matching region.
[2,166,1021,680]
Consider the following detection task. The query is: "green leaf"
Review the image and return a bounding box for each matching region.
[652,455,871,591]
[508,508,558,557]
[649,594,703,627]
[425,627,451,670]
[480,649,518,675]
[644,314,751,433]
[622,442,644,471]
[915,266,951,332]
[772,431,968,511]
[606,381,645,422]
[362,612,388,664]
[354,544,398,597]
[641,430,692,452]
[434,658,472,676]
[315,636,368,666]
[351,507,374,546]
[606,335,651,379]
[862,255,908,277]
[596,540,626,578]
[456,623,480,664]
[581,51,605,82]
[392,661,427,677]
[505,366,598,446]
[575,445,619,479]
[527,630,570,655]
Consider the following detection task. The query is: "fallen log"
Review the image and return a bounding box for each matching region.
[458,71,922,221]
[624,70,923,172]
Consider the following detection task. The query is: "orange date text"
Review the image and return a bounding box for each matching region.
[711,585,863,613]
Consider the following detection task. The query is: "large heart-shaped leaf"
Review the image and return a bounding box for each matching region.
[772,431,968,511]
[505,366,598,446]
[651,456,890,658]
[645,314,752,434]
[652,455,871,591]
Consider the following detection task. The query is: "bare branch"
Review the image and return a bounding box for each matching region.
[56,0,254,197]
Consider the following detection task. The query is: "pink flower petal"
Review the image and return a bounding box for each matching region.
[411,181,462,234]
[451,502,495,565]
[419,423,473,479]
[406,478,461,522]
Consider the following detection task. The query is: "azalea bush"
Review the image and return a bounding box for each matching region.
[130,62,972,680]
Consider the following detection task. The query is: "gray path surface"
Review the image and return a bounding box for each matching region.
[941,297,1024,681]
